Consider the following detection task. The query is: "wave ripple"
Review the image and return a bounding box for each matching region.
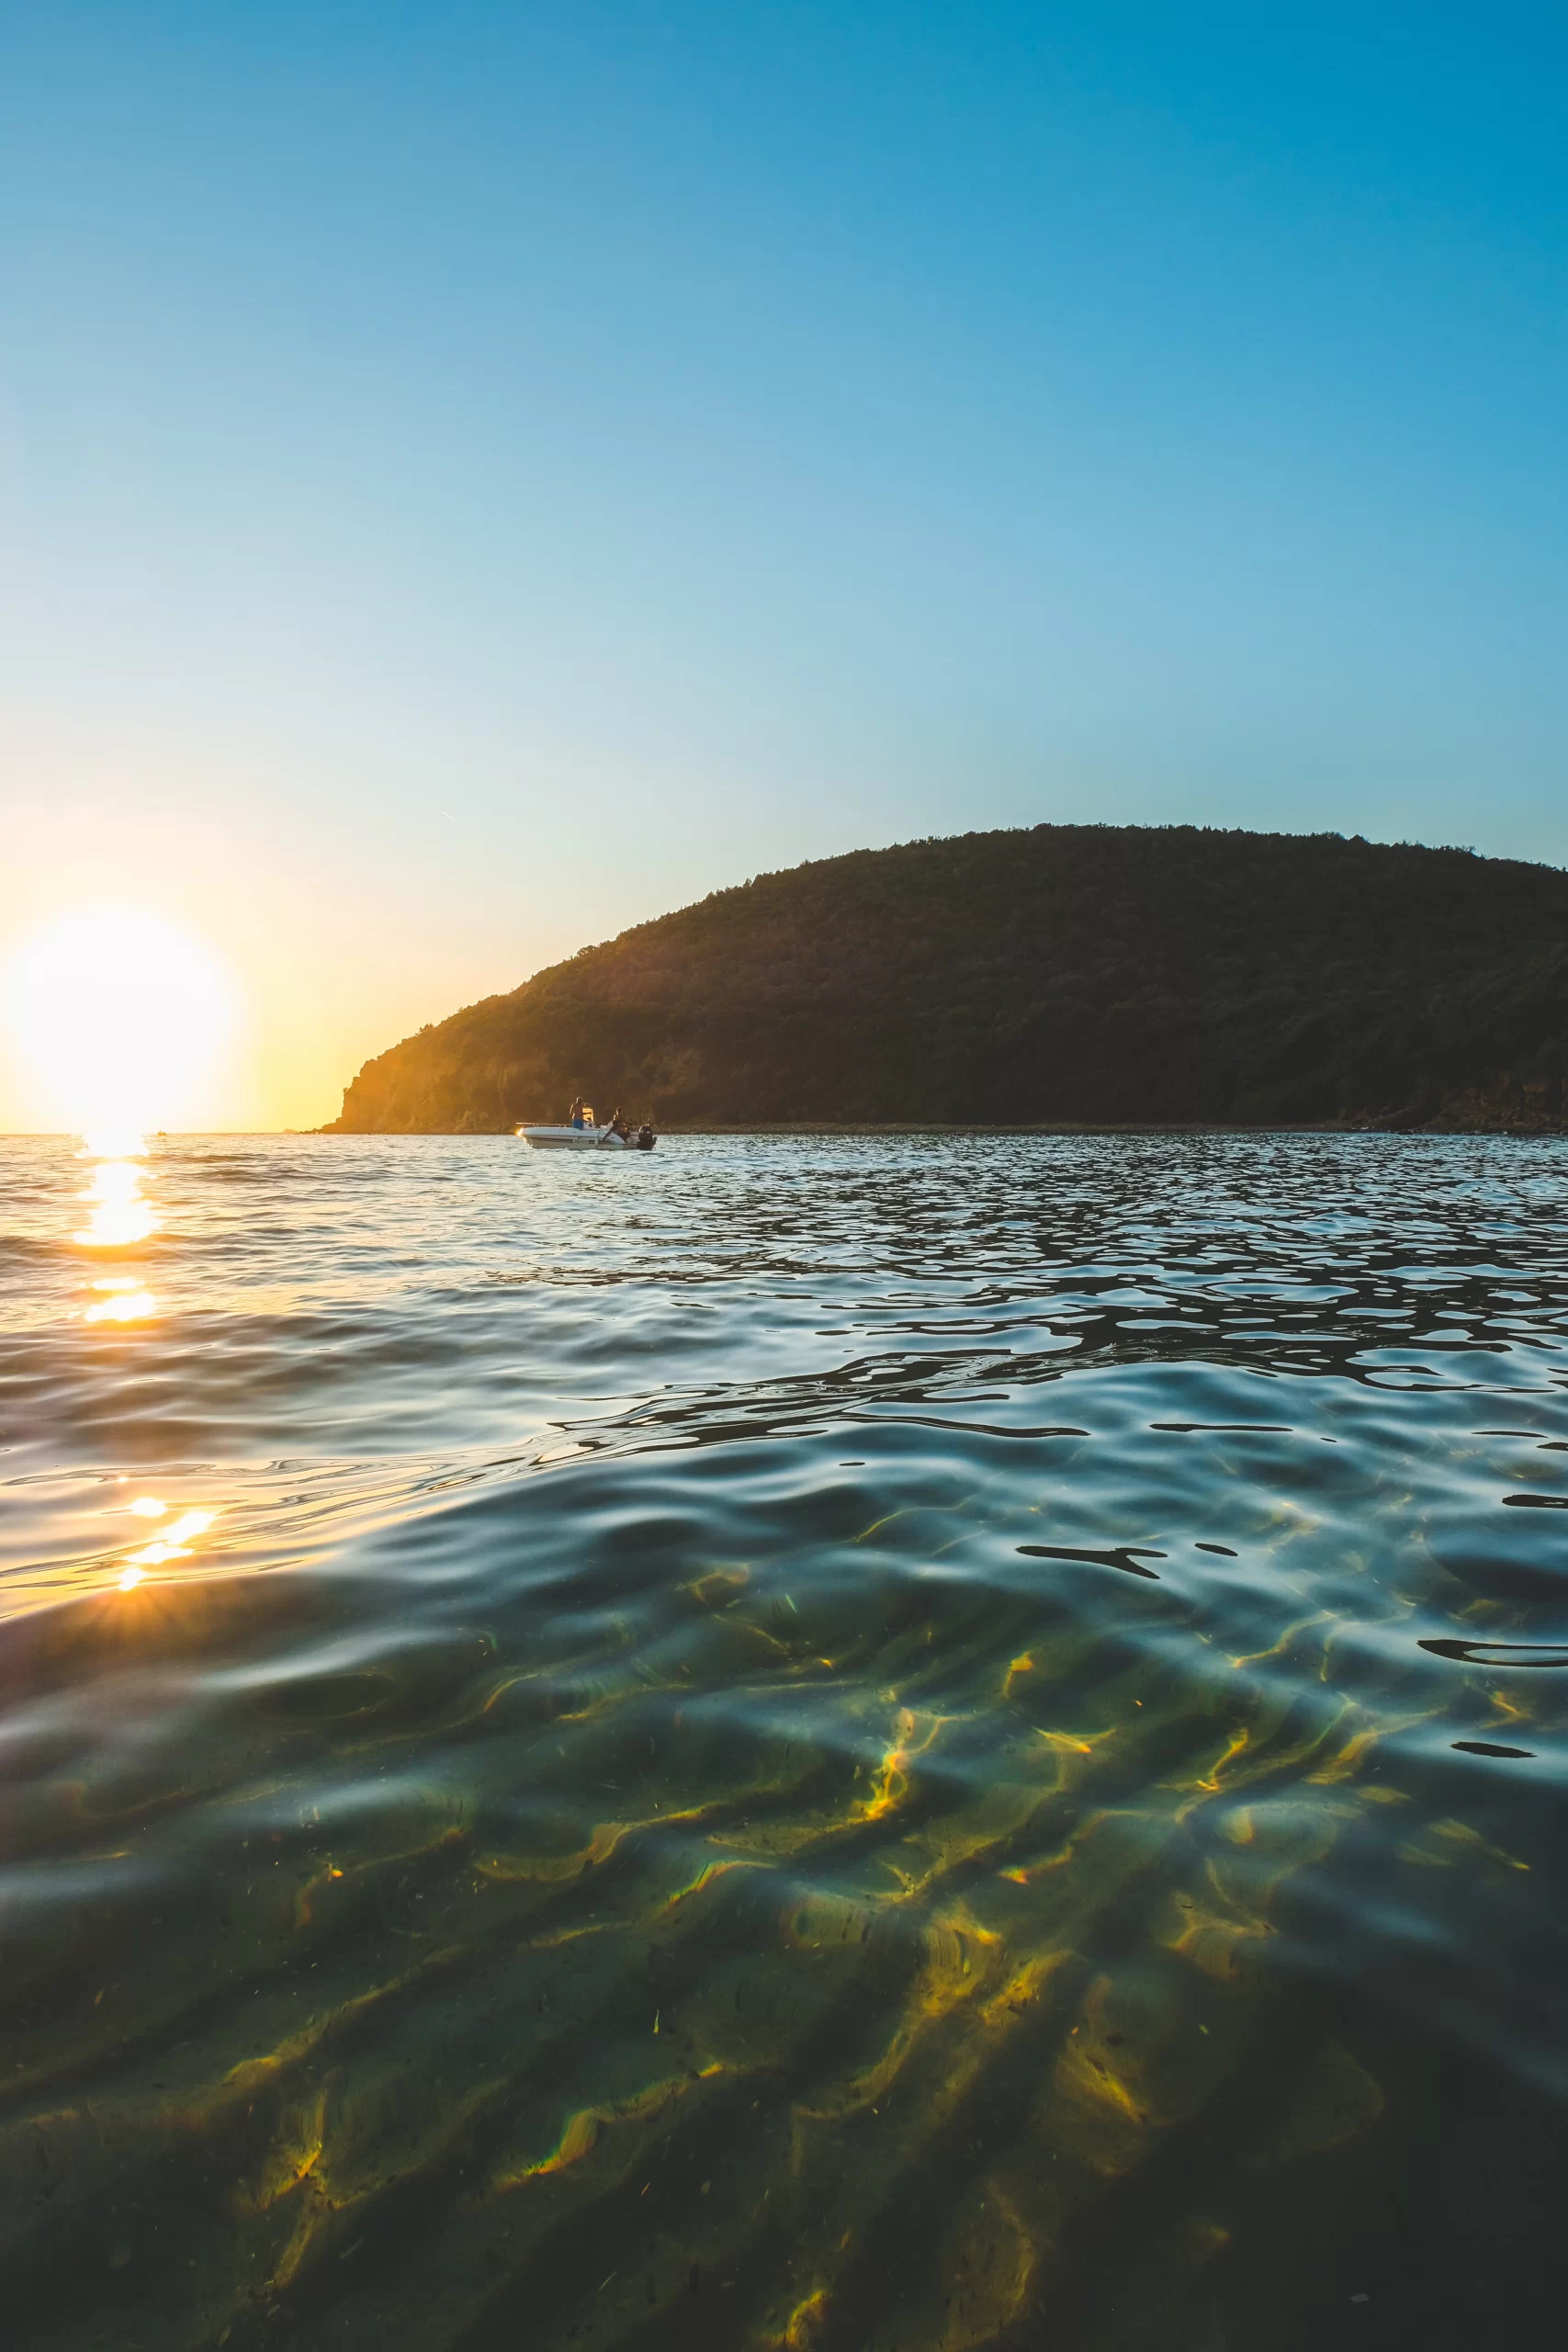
[2,1131,1566,2348]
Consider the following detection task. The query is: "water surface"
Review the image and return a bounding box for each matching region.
[3,1130,1566,2349]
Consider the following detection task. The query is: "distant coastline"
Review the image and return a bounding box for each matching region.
[327,823,1568,1136]
[317,1121,1568,1137]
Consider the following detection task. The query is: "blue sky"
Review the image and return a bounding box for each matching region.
[2,1,1565,1122]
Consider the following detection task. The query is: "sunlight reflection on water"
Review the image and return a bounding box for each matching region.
[85,1276,157,1323]
[60,1137,219,1591]
[73,1139,159,1250]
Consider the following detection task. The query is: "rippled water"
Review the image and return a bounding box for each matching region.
[4,1130,1567,2350]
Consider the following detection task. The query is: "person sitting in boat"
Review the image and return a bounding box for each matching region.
[602,1106,630,1142]
[569,1095,585,1130]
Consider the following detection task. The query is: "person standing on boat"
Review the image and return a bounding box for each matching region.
[569,1096,585,1130]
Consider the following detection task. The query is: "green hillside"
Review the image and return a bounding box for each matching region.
[328,824,1568,1132]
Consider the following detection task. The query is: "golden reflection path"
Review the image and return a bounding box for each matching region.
[73,1136,159,1252]
[68,1131,221,1592]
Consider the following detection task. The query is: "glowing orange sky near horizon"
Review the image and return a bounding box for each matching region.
[0,828,551,1133]
[2,904,242,1137]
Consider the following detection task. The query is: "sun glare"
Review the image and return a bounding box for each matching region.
[3,904,238,1135]
[85,1282,158,1322]
[118,1507,219,1588]
[74,1154,160,1247]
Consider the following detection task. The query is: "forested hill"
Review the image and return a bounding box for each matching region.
[328,825,1568,1132]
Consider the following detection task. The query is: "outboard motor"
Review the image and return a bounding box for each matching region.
[637,1125,656,1150]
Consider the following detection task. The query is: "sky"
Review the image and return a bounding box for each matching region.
[2,0,1565,1127]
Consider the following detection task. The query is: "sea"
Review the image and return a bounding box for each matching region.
[2,1128,1565,2351]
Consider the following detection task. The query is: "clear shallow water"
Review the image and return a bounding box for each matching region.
[2,1129,1567,2350]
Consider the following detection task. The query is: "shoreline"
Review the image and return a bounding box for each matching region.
[317,1118,1568,1138]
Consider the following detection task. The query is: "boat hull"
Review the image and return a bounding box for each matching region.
[515,1125,651,1149]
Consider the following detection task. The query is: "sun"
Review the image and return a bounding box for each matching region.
[2,904,239,1136]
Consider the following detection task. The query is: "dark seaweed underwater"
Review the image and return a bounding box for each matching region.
[2,1129,1565,2351]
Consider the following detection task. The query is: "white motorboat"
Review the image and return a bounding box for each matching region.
[516,1108,655,1150]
